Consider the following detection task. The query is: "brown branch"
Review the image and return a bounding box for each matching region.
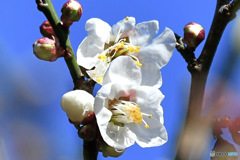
[175,0,240,159]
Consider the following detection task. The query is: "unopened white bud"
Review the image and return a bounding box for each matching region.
[61,90,94,123]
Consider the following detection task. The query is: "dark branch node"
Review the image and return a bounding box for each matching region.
[174,33,201,74]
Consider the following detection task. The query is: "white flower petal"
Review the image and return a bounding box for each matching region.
[86,60,109,85]
[129,118,167,148]
[133,86,165,123]
[77,18,111,69]
[129,20,159,46]
[111,17,136,41]
[140,60,162,88]
[77,37,101,69]
[86,18,111,44]
[139,28,176,68]
[102,56,142,86]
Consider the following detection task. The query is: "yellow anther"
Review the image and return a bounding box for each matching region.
[101,74,104,77]
[125,16,129,20]
[135,104,139,107]
[128,46,135,52]
[123,38,126,42]
[126,104,142,124]
[93,73,96,76]
[98,55,107,62]
[149,114,152,118]
[134,61,142,67]
[135,46,140,53]
[145,125,149,129]
[121,41,124,47]
[97,77,103,84]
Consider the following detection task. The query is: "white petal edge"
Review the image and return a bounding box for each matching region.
[77,37,102,69]
[85,18,111,45]
[129,20,159,46]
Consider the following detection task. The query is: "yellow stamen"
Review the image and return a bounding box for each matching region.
[121,41,124,47]
[126,104,142,124]
[149,114,152,118]
[145,125,149,129]
[135,46,140,53]
[125,16,129,20]
[101,74,104,77]
[123,38,126,42]
[128,46,135,52]
[134,61,142,67]
[98,55,107,62]
[96,77,103,84]
[93,73,96,76]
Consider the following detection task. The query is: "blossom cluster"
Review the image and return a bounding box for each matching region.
[61,17,176,156]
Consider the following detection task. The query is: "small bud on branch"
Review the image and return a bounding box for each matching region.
[61,0,83,29]
[40,20,55,38]
[33,37,63,61]
[183,22,205,51]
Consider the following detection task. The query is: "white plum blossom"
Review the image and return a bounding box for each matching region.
[61,90,94,123]
[77,17,176,87]
[94,56,168,150]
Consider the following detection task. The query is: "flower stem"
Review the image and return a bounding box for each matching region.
[36,0,82,82]
[175,0,240,159]
[83,140,99,160]
[36,1,98,160]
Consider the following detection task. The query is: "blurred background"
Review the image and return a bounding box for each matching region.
[0,0,239,160]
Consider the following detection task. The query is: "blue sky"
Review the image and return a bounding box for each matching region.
[0,1,239,160]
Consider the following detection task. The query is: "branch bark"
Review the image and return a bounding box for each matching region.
[175,0,240,159]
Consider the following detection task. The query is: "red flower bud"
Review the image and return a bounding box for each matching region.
[229,117,240,145]
[40,21,55,38]
[183,22,205,51]
[61,0,83,28]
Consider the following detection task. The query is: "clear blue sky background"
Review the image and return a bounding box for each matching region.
[0,1,239,160]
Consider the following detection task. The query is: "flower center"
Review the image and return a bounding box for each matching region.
[108,99,151,128]
[98,39,142,67]
[97,17,142,67]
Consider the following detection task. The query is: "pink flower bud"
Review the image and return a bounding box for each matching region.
[33,37,59,62]
[229,117,240,145]
[183,22,205,51]
[40,21,55,38]
[61,0,83,28]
